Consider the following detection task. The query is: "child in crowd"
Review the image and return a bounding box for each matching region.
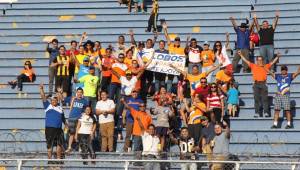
[227,81,239,117]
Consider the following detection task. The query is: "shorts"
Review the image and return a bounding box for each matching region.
[227,104,237,112]
[68,118,78,135]
[156,127,168,136]
[55,75,70,92]
[274,94,290,111]
[45,127,64,149]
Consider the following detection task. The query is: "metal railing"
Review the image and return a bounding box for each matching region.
[0,158,300,170]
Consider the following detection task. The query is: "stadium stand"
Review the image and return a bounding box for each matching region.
[0,0,300,169]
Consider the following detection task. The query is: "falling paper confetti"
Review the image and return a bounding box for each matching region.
[16,42,30,47]
[86,14,97,20]
[43,35,57,42]
[44,52,50,58]
[58,15,74,21]
[12,22,18,28]
[192,26,201,33]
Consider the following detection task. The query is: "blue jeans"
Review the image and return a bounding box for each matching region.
[108,83,122,133]
[167,74,174,92]
[133,135,142,151]
[259,45,274,64]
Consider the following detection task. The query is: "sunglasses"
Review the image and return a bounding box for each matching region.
[211,86,217,88]
[175,39,180,41]
[215,44,221,47]
[201,81,207,84]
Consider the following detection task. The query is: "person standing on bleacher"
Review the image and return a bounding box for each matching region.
[268,65,300,129]
[237,51,280,118]
[46,39,59,97]
[253,11,280,70]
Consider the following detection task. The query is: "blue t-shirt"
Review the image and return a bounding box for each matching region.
[76,65,89,89]
[126,97,143,123]
[69,98,88,119]
[227,88,239,105]
[275,73,293,95]
[43,101,64,128]
[234,28,250,49]
[47,47,59,65]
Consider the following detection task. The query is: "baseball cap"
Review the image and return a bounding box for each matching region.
[83,56,89,62]
[239,23,249,28]
[174,37,180,41]
[89,66,95,70]
[200,116,208,120]
[203,41,210,46]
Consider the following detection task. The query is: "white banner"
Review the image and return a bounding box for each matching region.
[146,53,186,75]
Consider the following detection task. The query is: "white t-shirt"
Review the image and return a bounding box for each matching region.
[96,99,116,124]
[142,132,160,156]
[78,114,96,135]
[215,45,231,67]
[188,47,201,63]
[120,76,138,95]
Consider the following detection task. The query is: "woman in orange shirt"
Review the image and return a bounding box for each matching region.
[8,60,36,96]
[124,48,134,67]
[130,59,142,92]
[101,48,114,92]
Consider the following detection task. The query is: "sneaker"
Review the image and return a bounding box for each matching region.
[17,92,22,98]
[253,113,259,118]
[65,148,72,154]
[285,125,293,129]
[264,113,271,117]
[271,125,279,129]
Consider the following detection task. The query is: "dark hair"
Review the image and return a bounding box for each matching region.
[52,39,58,44]
[159,40,165,45]
[200,77,207,81]
[118,53,125,58]
[95,41,101,45]
[24,60,32,69]
[148,124,156,129]
[191,38,197,42]
[196,93,205,103]
[192,65,199,70]
[181,127,188,131]
[59,45,66,50]
[146,39,153,43]
[209,83,218,94]
[126,49,133,55]
[84,40,95,53]
[77,87,83,91]
[119,35,125,39]
[256,56,263,60]
[213,41,222,54]
[262,20,268,23]
[70,40,77,45]
[78,45,84,48]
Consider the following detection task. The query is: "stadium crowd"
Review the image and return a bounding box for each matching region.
[8,6,300,169]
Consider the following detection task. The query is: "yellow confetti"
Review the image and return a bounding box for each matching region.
[12,22,18,28]
[44,52,50,58]
[86,14,97,20]
[16,42,30,47]
[58,15,74,21]
[11,128,18,133]
[64,34,74,39]
[40,129,45,134]
[42,35,56,43]
[192,26,201,33]
[168,34,178,41]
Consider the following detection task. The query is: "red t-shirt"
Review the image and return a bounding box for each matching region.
[195,85,210,103]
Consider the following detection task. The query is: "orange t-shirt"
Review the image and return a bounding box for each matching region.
[200,50,215,67]
[187,72,207,95]
[131,67,142,91]
[168,43,185,55]
[250,63,271,81]
[215,70,232,83]
[21,69,35,81]
[111,62,128,83]
[101,57,114,77]
[188,102,206,124]
[130,108,153,136]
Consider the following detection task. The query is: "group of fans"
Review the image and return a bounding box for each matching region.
[7,8,300,170]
